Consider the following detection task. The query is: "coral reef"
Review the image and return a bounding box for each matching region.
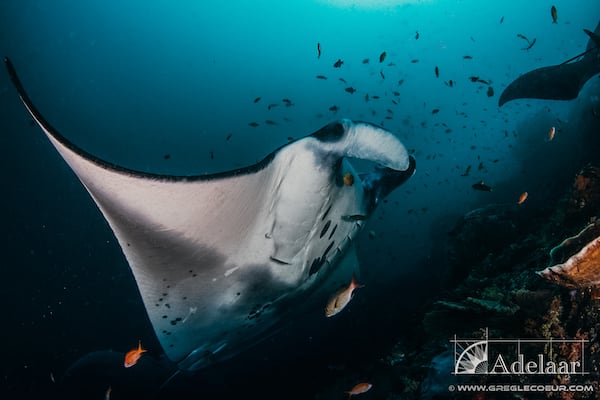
[374,164,600,399]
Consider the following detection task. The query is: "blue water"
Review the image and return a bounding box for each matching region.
[1,1,599,398]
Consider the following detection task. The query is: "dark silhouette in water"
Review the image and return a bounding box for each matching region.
[499,20,600,106]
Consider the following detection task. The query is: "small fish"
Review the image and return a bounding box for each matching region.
[371,95,380,99]
[364,93,369,102]
[346,382,373,398]
[393,91,400,96]
[343,172,354,186]
[398,79,404,86]
[329,105,339,112]
[380,69,385,79]
[522,38,537,50]
[362,58,369,64]
[248,122,259,127]
[345,87,356,94]
[253,97,261,103]
[517,191,528,205]
[316,75,328,80]
[431,108,440,114]
[415,30,419,40]
[225,134,232,141]
[469,76,479,82]
[463,55,473,59]
[282,98,293,106]
[163,154,171,160]
[472,180,493,192]
[317,42,322,58]
[265,120,277,125]
[387,62,396,67]
[551,5,558,24]
[124,341,147,368]
[325,273,363,317]
[267,103,278,110]
[342,214,368,221]
[548,126,556,141]
[210,150,214,160]
[477,78,490,85]
[434,66,439,78]
[517,33,529,42]
[105,386,112,400]
[411,59,419,63]
[445,80,454,87]
[379,51,387,63]
[50,372,55,383]
[500,16,504,24]
[333,59,343,68]
[486,86,494,97]
[339,77,347,84]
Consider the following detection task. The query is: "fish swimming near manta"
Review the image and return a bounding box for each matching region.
[4,58,415,372]
[499,21,600,106]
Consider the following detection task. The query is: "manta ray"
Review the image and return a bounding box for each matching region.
[4,58,415,372]
[499,21,600,106]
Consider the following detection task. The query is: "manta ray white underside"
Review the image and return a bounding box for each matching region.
[5,57,415,371]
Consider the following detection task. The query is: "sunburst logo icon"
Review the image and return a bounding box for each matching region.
[454,340,488,374]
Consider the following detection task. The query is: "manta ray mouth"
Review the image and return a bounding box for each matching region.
[4,57,415,371]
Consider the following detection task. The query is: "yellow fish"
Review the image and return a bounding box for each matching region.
[325,273,363,317]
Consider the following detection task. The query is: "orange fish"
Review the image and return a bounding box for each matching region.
[517,191,528,205]
[343,172,354,186]
[346,382,372,398]
[325,273,363,317]
[548,126,556,141]
[124,341,147,368]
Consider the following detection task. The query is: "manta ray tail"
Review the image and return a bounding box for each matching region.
[498,20,600,106]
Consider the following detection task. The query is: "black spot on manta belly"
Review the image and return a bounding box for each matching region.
[322,241,335,259]
[322,204,332,220]
[320,220,332,238]
[328,224,338,240]
[309,257,324,275]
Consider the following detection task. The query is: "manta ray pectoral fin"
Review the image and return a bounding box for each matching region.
[499,21,600,107]
[5,58,415,371]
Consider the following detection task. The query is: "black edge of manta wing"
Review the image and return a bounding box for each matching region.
[3,57,152,176]
[4,56,66,144]
[3,57,279,182]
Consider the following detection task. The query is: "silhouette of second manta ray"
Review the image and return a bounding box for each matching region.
[4,58,415,371]
[499,21,600,106]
